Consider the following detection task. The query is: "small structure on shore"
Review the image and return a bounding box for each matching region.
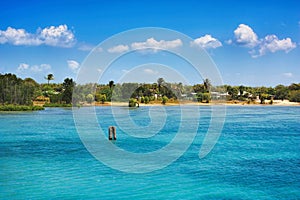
[108,126,117,140]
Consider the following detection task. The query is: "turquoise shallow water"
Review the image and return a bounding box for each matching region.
[1,106,299,199]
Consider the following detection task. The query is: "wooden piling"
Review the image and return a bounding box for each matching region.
[108,126,117,140]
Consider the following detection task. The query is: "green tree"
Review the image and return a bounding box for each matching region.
[45,74,54,85]
[129,98,139,107]
[86,94,94,103]
[203,78,211,92]
[259,93,268,104]
[144,96,150,104]
[227,86,239,100]
[0,73,38,105]
[162,95,168,105]
[95,94,106,104]
[193,84,205,93]
[62,78,75,104]
[203,92,211,103]
[109,80,115,89]
[289,90,300,102]
[275,85,288,100]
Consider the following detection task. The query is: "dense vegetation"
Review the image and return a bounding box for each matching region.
[0,73,300,111]
[0,105,44,111]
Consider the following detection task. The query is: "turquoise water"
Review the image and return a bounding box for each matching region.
[1,106,299,199]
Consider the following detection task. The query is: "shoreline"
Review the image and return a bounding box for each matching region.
[91,100,300,107]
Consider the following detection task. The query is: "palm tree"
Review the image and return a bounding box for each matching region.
[109,80,115,89]
[45,74,54,85]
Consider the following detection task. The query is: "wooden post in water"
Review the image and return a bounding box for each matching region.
[108,126,117,140]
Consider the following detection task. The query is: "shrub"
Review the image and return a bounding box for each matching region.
[162,96,168,105]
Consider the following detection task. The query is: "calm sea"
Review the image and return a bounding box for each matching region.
[1,106,299,199]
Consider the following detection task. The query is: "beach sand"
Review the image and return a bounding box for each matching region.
[91,100,300,107]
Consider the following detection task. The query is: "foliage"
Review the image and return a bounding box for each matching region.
[1,73,300,108]
[144,96,150,104]
[45,74,54,85]
[86,94,94,103]
[259,93,269,104]
[0,73,37,105]
[95,94,106,104]
[0,104,44,111]
[197,92,211,103]
[128,98,138,107]
[62,78,75,104]
[289,90,300,102]
[162,96,168,105]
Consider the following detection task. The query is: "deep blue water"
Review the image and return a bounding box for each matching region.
[1,106,299,199]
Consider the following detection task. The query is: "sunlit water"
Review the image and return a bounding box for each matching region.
[1,106,299,199]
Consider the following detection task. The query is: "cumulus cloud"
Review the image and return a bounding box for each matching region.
[191,34,222,49]
[106,38,182,54]
[67,60,80,73]
[0,25,75,47]
[17,63,29,71]
[39,25,75,47]
[233,24,259,47]
[0,27,40,46]
[17,63,51,73]
[258,35,296,56]
[231,24,296,57]
[131,38,182,51]
[107,44,129,53]
[30,64,51,72]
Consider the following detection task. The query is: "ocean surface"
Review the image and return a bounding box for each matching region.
[1,106,299,199]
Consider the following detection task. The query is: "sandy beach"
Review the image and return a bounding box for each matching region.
[92,100,300,107]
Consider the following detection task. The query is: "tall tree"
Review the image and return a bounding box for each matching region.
[203,78,211,92]
[62,78,75,104]
[109,80,115,89]
[157,78,165,93]
[45,74,54,85]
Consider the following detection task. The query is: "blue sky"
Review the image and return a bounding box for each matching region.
[0,0,299,86]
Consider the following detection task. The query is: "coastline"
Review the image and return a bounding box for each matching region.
[91,100,300,107]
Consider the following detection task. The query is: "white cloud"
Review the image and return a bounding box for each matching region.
[17,63,51,73]
[131,38,182,51]
[30,64,51,72]
[283,72,293,78]
[107,44,129,53]
[144,68,158,75]
[39,25,75,47]
[233,24,259,47]
[0,25,75,47]
[17,63,29,72]
[191,34,222,49]
[231,24,296,57]
[0,27,40,46]
[67,60,80,73]
[258,35,296,56]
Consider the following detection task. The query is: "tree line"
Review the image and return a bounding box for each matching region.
[0,73,300,107]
